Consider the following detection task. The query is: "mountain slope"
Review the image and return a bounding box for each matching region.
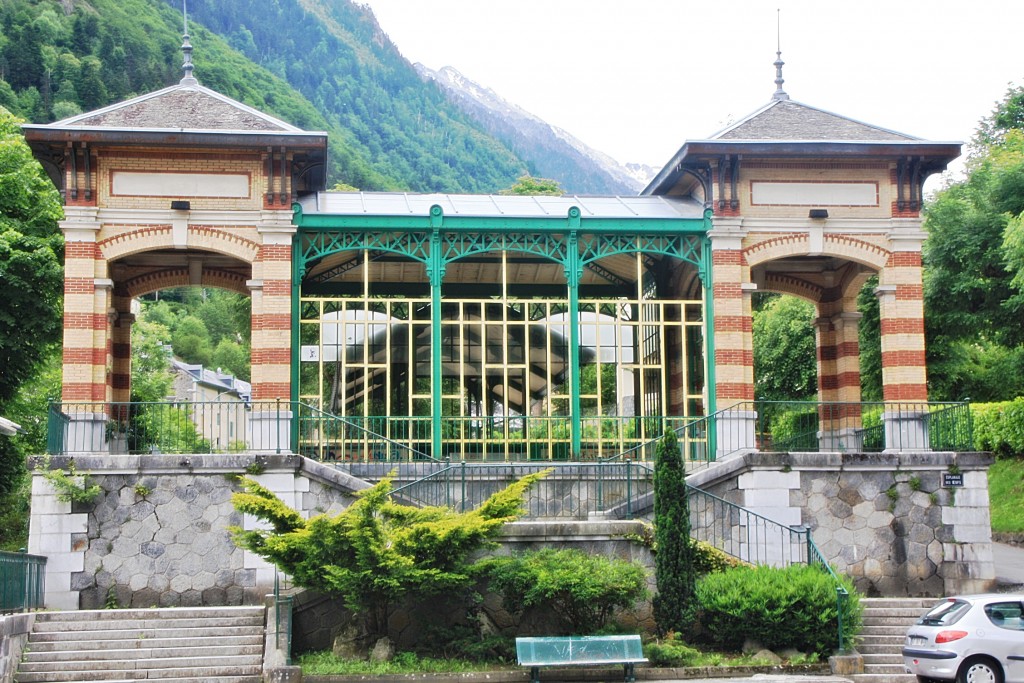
[168,0,528,193]
[417,64,655,195]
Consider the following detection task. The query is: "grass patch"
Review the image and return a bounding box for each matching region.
[298,646,821,675]
[989,458,1024,533]
[297,651,509,675]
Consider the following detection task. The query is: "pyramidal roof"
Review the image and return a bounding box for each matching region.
[47,81,304,133]
[709,97,918,143]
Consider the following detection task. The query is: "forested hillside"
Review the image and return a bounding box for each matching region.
[0,0,531,192]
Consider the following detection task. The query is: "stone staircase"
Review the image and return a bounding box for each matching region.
[15,606,265,683]
[851,597,936,683]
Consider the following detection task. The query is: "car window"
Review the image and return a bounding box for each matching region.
[985,602,1024,630]
[918,599,971,626]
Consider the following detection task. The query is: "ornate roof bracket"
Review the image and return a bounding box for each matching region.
[896,156,928,212]
[68,141,77,201]
[716,155,740,212]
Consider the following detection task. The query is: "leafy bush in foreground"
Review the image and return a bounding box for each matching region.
[483,548,649,634]
[694,564,861,656]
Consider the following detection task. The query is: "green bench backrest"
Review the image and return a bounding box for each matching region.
[516,635,644,665]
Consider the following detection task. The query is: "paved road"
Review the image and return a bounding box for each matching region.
[649,676,851,683]
[993,541,1024,589]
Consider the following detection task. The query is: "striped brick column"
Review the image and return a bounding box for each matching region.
[815,310,864,450]
[61,214,109,403]
[709,224,756,455]
[877,245,929,450]
[814,316,838,403]
[249,219,295,451]
[110,311,134,405]
[877,252,927,401]
[60,210,112,451]
[833,312,863,405]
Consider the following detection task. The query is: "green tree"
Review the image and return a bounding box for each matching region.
[170,315,213,367]
[752,294,817,401]
[924,88,1024,400]
[652,429,695,635]
[130,319,175,403]
[499,175,563,196]
[231,469,549,642]
[211,339,250,381]
[0,107,63,406]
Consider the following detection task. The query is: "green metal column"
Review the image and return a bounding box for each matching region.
[566,207,582,457]
[699,217,717,458]
[428,206,445,460]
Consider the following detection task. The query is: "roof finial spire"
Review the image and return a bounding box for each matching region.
[180,0,198,85]
[772,8,789,101]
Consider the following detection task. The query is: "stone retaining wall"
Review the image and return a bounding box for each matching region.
[687,451,996,596]
[28,450,995,609]
[28,454,367,610]
[0,613,34,683]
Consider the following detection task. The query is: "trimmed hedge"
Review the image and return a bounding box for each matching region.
[972,398,1024,457]
[694,564,861,656]
[482,548,649,634]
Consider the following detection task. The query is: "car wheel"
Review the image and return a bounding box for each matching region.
[957,657,1003,683]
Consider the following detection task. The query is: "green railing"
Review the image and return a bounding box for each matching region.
[0,550,46,613]
[47,400,295,455]
[807,535,853,654]
[389,461,654,519]
[46,399,973,460]
[738,400,972,455]
[601,416,711,465]
[294,405,436,462]
[272,569,293,666]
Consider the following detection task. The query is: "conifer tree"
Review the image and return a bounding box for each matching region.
[652,428,695,635]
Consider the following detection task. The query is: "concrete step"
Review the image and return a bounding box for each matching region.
[14,606,266,683]
[851,596,932,683]
[15,666,262,683]
[25,634,263,652]
[21,644,263,662]
[19,654,262,673]
[849,674,916,683]
[28,625,261,642]
[15,679,261,683]
[32,607,264,622]
[30,615,263,633]
[862,663,913,675]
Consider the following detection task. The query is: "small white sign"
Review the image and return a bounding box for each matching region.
[300,346,320,362]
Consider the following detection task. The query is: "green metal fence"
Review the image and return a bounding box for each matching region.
[0,550,46,613]
[46,399,972,460]
[389,461,655,519]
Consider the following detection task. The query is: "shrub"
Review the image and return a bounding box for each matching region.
[694,564,861,657]
[972,398,1024,457]
[644,633,703,667]
[483,548,649,634]
[691,540,747,575]
[767,407,818,451]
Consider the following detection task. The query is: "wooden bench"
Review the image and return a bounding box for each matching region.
[515,635,647,683]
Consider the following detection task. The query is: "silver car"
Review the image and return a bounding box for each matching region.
[903,595,1024,683]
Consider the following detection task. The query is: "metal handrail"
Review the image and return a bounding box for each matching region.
[0,550,46,613]
[807,535,851,653]
[272,569,293,666]
[46,399,973,460]
[295,404,437,462]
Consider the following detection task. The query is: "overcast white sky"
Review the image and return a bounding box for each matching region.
[360,0,1024,180]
